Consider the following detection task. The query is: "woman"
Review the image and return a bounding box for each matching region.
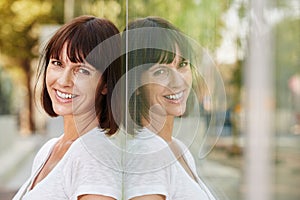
[13,15,123,200]
[123,17,216,200]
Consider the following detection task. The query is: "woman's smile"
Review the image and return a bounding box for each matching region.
[164,90,184,101]
[56,89,78,99]
[53,89,79,104]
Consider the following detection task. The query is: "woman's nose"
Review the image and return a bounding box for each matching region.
[57,68,74,87]
[168,69,185,87]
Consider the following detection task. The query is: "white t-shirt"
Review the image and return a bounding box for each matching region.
[13,127,123,200]
[124,128,216,200]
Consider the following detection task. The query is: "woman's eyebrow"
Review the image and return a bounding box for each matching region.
[78,63,97,71]
[178,56,189,62]
[146,63,165,72]
[49,56,60,60]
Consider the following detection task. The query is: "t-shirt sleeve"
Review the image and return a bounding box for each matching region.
[124,136,173,200]
[70,160,122,199]
[64,140,123,200]
[124,168,170,200]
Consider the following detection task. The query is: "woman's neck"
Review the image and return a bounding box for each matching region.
[142,115,174,142]
[157,116,174,142]
[62,115,98,142]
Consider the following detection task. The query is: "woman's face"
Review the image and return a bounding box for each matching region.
[140,49,193,117]
[46,45,101,117]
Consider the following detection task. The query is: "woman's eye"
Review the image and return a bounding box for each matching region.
[78,68,90,75]
[153,68,168,77]
[51,60,62,67]
[179,60,190,68]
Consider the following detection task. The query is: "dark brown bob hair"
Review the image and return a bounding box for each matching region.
[122,17,199,130]
[36,15,122,135]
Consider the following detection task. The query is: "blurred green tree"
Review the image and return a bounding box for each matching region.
[275,18,300,109]
[126,0,230,50]
[0,66,13,114]
[0,0,64,134]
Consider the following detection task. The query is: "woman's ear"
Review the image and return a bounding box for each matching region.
[101,84,108,95]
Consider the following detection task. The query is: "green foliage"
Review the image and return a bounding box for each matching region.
[78,0,122,27]
[275,18,300,108]
[0,0,63,61]
[126,0,229,50]
[0,0,64,130]
[0,66,13,114]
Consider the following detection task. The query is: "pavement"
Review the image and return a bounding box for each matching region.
[0,132,299,200]
[200,135,300,200]
[0,133,47,200]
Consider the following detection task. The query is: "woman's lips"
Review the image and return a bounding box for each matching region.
[56,89,77,99]
[54,89,78,103]
[163,90,186,104]
[164,91,184,100]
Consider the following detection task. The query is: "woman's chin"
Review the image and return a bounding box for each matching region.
[167,105,186,117]
[52,107,73,116]
[169,110,186,117]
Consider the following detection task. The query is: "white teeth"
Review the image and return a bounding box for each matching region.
[165,91,183,100]
[56,90,75,99]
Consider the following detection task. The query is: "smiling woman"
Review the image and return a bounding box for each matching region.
[46,45,101,117]
[140,53,193,118]
[122,17,216,200]
[12,15,123,200]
